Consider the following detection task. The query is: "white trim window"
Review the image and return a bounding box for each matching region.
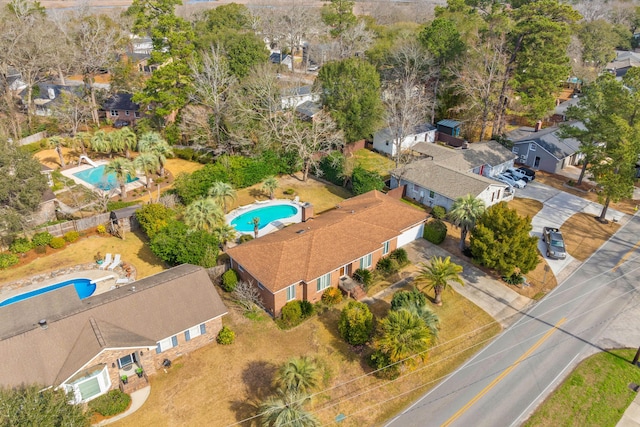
[125,110,130,116]
[185,324,206,341]
[156,335,178,354]
[110,110,118,117]
[530,143,536,151]
[360,253,372,269]
[382,241,390,255]
[286,284,296,301]
[316,273,331,292]
[429,190,435,199]
[512,147,518,154]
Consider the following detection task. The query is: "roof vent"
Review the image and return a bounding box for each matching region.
[131,286,136,292]
[351,210,355,214]
[296,229,306,234]
[38,319,48,330]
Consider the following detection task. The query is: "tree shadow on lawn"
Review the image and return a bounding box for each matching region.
[316,307,363,364]
[230,360,279,425]
[249,188,266,200]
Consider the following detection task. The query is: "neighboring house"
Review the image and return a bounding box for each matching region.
[605,50,640,78]
[26,188,57,228]
[391,159,513,211]
[295,100,322,121]
[101,93,142,126]
[372,123,437,157]
[0,264,227,403]
[507,123,583,174]
[25,82,84,116]
[227,191,426,317]
[281,85,320,110]
[270,52,293,71]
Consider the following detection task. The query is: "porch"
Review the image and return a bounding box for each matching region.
[119,362,149,394]
[338,276,366,300]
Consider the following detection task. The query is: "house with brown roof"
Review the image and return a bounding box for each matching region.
[226,191,427,316]
[0,264,227,403]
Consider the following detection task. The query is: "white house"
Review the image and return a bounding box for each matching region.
[373,123,436,157]
[281,85,320,110]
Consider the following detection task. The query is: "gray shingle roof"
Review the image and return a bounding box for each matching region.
[507,125,581,160]
[411,141,516,171]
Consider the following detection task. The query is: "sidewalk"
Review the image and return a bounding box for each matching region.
[94,386,150,426]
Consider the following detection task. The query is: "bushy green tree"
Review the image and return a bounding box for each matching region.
[149,220,219,267]
[351,166,384,195]
[317,58,384,142]
[469,202,540,276]
[136,203,175,238]
[338,300,374,345]
[0,385,90,426]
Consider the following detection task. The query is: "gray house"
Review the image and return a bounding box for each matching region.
[507,123,583,174]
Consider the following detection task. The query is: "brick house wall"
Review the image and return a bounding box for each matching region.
[151,316,223,368]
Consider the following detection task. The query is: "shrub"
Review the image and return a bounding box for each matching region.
[351,166,384,195]
[431,205,446,220]
[97,225,107,234]
[0,253,19,269]
[376,257,399,275]
[338,301,373,345]
[49,237,65,249]
[149,220,219,267]
[216,326,235,345]
[390,288,427,311]
[10,238,32,254]
[239,234,254,243]
[136,204,175,239]
[87,389,131,417]
[281,300,302,325]
[63,231,80,243]
[503,273,525,286]
[321,287,343,305]
[319,151,345,185]
[299,300,315,317]
[368,350,400,379]
[283,188,295,196]
[31,232,53,247]
[221,269,239,292]
[353,268,373,289]
[423,219,447,245]
[389,248,409,265]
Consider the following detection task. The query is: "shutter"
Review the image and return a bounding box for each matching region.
[171,336,178,348]
[185,330,191,341]
[156,343,161,354]
[200,323,206,334]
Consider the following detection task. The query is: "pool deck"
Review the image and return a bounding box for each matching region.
[61,160,146,196]
[225,198,303,238]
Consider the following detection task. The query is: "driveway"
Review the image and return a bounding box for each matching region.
[516,181,628,279]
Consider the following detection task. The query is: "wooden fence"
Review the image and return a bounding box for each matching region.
[40,213,111,237]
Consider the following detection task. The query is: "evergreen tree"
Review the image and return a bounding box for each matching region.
[338,300,374,345]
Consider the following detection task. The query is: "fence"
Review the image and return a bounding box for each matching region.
[40,213,111,237]
[17,131,47,146]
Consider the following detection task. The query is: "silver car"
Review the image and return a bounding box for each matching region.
[542,227,567,259]
[496,172,526,188]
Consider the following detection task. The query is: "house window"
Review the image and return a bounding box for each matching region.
[414,135,418,141]
[512,147,518,154]
[429,190,435,199]
[286,284,296,301]
[117,353,135,369]
[134,112,141,118]
[125,110,130,116]
[258,282,265,290]
[237,264,245,273]
[110,110,118,117]
[382,241,390,255]
[185,324,206,341]
[360,253,372,269]
[156,335,178,354]
[316,273,331,292]
[530,144,536,151]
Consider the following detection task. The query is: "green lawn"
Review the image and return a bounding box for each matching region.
[524,348,640,427]
[353,148,395,178]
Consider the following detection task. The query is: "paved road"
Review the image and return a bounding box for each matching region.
[387,212,640,427]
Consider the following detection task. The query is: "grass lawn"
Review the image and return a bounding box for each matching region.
[0,230,165,285]
[508,197,543,219]
[562,212,620,261]
[524,348,640,427]
[352,148,396,178]
[113,280,500,426]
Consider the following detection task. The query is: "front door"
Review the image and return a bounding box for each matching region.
[339,266,345,276]
[534,156,541,168]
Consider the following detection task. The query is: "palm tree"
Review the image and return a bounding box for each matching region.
[104,158,136,198]
[209,181,236,213]
[447,194,486,252]
[213,223,237,251]
[119,127,138,159]
[73,132,91,156]
[262,176,279,200]
[48,136,66,167]
[184,198,224,232]
[133,153,159,188]
[415,256,464,306]
[277,357,319,394]
[252,217,260,239]
[107,130,124,158]
[138,132,173,177]
[259,389,320,427]
[90,130,110,154]
[375,310,431,367]
[396,303,440,339]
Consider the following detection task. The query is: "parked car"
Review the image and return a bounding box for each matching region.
[496,172,526,188]
[517,166,536,181]
[542,227,567,259]
[502,171,528,187]
[113,120,130,129]
[507,167,533,183]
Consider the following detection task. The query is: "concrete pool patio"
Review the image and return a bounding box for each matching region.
[225,198,309,237]
[60,159,146,196]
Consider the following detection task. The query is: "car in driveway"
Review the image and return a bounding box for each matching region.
[502,171,528,187]
[516,166,536,181]
[495,172,526,188]
[542,227,567,259]
[507,167,533,183]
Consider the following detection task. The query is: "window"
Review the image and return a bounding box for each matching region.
[382,241,390,255]
[530,144,536,151]
[512,147,518,154]
[316,273,331,292]
[429,190,435,199]
[134,112,141,118]
[156,335,178,354]
[125,110,130,116]
[360,253,372,269]
[185,324,206,341]
[258,282,265,290]
[117,354,135,369]
[110,110,118,117]
[286,284,296,301]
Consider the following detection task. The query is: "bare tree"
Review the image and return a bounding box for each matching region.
[51,91,94,137]
[233,280,265,313]
[178,104,217,146]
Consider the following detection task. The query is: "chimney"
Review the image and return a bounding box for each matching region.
[301,203,314,222]
[47,88,55,100]
[534,120,542,132]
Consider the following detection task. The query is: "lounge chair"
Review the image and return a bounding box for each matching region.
[108,254,121,271]
[99,253,112,270]
[115,278,131,285]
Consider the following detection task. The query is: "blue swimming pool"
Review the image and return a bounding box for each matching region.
[73,165,138,191]
[0,278,96,307]
[231,204,299,232]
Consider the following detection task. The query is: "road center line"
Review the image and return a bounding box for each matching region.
[441,317,567,427]
[612,240,640,272]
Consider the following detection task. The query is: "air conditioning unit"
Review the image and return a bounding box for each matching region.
[520,155,526,162]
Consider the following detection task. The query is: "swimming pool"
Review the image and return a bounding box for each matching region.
[0,278,96,307]
[73,165,138,191]
[231,204,299,232]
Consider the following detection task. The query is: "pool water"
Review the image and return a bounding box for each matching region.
[73,165,138,191]
[231,204,298,232]
[0,278,96,307]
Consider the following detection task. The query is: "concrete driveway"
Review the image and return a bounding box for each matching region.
[516,181,628,279]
